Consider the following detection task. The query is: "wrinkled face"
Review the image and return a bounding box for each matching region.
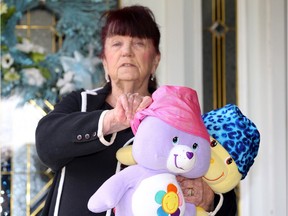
[132,117,211,178]
[102,35,160,86]
[202,137,242,193]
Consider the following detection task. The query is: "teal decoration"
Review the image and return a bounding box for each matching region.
[0,0,118,109]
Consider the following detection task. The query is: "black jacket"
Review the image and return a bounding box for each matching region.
[36,84,133,215]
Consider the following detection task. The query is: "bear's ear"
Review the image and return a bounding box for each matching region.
[116,145,137,166]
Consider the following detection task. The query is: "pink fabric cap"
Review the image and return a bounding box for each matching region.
[131,85,210,142]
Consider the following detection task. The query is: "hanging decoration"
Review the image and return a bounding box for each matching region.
[0,0,118,108]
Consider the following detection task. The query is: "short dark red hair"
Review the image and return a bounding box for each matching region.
[100,5,161,57]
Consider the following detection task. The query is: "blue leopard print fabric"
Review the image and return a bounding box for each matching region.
[202,104,260,179]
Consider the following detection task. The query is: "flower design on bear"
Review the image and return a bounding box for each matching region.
[155,183,182,216]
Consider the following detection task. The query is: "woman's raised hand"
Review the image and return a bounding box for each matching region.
[103,93,152,135]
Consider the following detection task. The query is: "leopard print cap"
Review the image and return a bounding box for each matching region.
[202,104,260,179]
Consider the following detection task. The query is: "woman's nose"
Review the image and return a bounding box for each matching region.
[122,43,133,57]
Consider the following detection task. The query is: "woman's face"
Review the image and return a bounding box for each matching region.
[102,35,160,87]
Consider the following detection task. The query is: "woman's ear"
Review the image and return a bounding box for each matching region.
[102,57,108,72]
[102,58,110,82]
[154,53,161,67]
[152,53,161,73]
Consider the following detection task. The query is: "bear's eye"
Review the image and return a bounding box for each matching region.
[210,139,217,147]
[172,136,179,144]
[226,157,233,165]
[192,143,198,150]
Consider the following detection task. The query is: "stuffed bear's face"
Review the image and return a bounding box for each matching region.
[202,137,242,193]
[132,116,211,178]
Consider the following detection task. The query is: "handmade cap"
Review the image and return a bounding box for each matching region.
[202,104,260,179]
[131,85,210,142]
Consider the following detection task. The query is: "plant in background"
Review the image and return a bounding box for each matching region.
[0,1,56,106]
[0,0,117,109]
[0,1,15,31]
[1,37,54,103]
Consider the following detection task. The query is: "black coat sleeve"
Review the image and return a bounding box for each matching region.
[215,189,237,216]
[35,90,110,171]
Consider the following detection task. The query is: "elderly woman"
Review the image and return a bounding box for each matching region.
[36,5,237,216]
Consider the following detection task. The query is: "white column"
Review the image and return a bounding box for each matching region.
[238,0,287,215]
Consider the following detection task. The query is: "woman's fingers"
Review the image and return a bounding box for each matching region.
[123,93,152,118]
[104,93,152,135]
[176,176,215,211]
[136,96,153,112]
